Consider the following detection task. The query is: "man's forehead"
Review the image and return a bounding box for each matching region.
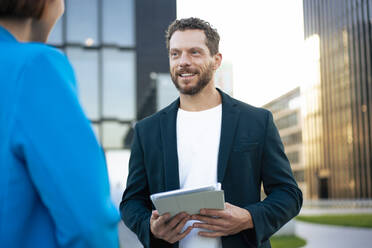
[169,29,208,49]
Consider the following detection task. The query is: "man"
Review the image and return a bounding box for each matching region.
[121,17,302,248]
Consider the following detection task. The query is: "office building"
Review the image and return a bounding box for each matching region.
[303,0,371,199]
[48,0,177,149]
[263,87,307,198]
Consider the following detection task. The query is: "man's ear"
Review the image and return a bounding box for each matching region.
[213,53,222,70]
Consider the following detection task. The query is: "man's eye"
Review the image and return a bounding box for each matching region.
[192,51,199,54]
[171,52,178,57]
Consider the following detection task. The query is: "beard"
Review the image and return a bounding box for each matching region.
[170,62,214,95]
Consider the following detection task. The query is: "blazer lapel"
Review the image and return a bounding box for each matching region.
[217,89,240,183]
[160,99,181,191]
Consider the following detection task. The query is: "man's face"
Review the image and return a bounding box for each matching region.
[169,30,219,95]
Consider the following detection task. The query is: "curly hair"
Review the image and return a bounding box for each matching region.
[165,17,220,56]
[0,0,47,19]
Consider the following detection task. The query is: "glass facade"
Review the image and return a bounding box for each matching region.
[66,0,99,45]
[156,73,179,111]
[276,112,298,130]
[47,0,176,150]
[48,0,136,149]
[263,87,306,197]
[282,131,302,146]
[287,151,300,164]
[303,0,372,199]
[102,0,135,47]
[265,88,301,114]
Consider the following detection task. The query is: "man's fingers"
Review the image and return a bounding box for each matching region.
[173,214,190,234]
[192,222,224,231]
[165,215,191,243]
[178,226,193,239]
[151,212,172,239]
[166,212,188,230]
[151,210,160,219]
[169,226,193,244]
[199,208,228,218]
[158,212,188,239]
[151,212,194,243]
[198,231,225,238]
[153,212,171,227]
[191,214,224,226]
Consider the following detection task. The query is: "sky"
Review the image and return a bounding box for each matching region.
[177,0,305,107]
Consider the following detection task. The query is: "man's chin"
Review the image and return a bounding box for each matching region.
[178,86,202,95]
[174,82,195,94]
[180,90,197,95]
[172,78,208,95]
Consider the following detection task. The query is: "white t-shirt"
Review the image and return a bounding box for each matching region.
[176,104,222,248]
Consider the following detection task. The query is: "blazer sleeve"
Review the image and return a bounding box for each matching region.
[120,125,171,248]
[11,49,120,248]
[244,111,303,247]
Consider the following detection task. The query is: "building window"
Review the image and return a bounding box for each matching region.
[287,151,300,164]
[66,48,100,120]
[66,0,99,46]
[156,73,178,111]
[294,170,305,183]
[266,98,288,113]
[102,122,130,149]
[265,89,300,114]
[282,131,302,146]
[102,0,135,47]
[103,48,136,120]
[275,112,298,130]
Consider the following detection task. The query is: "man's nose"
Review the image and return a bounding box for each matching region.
[178,53,191,67]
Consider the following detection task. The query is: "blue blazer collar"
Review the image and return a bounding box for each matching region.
[160,88,240,190]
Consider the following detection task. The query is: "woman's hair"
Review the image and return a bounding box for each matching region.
[0,0,47,19]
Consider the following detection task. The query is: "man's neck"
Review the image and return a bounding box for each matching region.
[179,83,222,111]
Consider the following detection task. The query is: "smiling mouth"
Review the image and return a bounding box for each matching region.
[178,73,197,79]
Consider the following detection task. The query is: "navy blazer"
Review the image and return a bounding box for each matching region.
[121,89,302,248]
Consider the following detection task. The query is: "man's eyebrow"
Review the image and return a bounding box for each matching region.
[169,48,180,52]
[170,47,204,51]
[189,47,204,50]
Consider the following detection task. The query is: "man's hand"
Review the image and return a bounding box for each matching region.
[190,202,254,238]
[150,210,193,243]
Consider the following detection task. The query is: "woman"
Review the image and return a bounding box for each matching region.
[0,0,119,247]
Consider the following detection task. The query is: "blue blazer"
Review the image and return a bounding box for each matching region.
[121,89,302,248]
[0,26,119,247]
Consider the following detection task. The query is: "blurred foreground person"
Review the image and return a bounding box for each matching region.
[0,0,119,247]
